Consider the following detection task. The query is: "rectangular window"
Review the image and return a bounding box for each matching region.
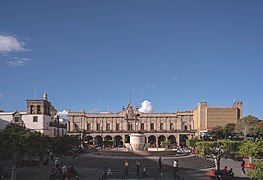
[54,129,56,136]
[170,123,174,130]
[128,123,133,131]
[87,123,91,131]
[14,117,19,122]
[184,125,188,130]
[141,123,144,131]
[106,123,110,131]
[33,116,38,122]
[160,123,163,130]
[116,123,120,131]
[150,123,154,130]
[62,129,64,136]
[96,123,100,131]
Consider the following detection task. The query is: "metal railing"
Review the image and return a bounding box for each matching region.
[98,170,185,180]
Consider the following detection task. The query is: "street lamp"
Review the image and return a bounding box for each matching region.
[135,114,140,132]
[243,119,247,140]
[54,114,60,137]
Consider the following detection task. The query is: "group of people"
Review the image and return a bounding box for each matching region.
[222,166,235,177]
[49,157,78,180]
[129,160,147,178]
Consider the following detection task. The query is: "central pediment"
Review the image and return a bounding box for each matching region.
[126,103,135,119]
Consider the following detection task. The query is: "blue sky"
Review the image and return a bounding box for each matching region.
[0,1,263,118]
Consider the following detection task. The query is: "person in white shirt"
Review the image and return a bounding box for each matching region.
[173,159,178,172]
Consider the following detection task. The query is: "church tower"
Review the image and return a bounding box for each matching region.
[27,92,51,116]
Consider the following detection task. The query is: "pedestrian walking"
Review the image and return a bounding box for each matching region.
[124,160,129,176]
[142,165,147,179]
[62,164,68,180]
[136,160,141,177]
[241,160,246,174]
[50,151,54,161]
[159,157,162,171]
[55,158,60,168]
[173,159,178,172]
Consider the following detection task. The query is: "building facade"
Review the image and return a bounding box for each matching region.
[0,92,66,137]
[67,101,243,147]
[193,101,243,136]
[67,104,195,148]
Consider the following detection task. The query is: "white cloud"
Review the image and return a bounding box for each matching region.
[139,100,153,113]
[0,35,28,53]
[57,110,69,120]
[6,57,31,67]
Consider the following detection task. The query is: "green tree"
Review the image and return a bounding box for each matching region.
[235,115,260,135]
[160,139,171,148]
[196,140,241,171]
[50,135,80,155]
[223,123,236,139]
[247,160,263,180]
[251,123,263,140]
[23,131,50,165]
[0,124,28,180]
[239,141,263,180]
[208,126,224,140]
[239,141,263,161]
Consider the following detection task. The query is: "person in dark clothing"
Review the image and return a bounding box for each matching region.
[227,168,235,179]
[158,157,162,171]
[136,160,141,177]
[241,160,246,174]
[124,160,129,177]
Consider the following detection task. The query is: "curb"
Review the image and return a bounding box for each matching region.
[194,155,215,166]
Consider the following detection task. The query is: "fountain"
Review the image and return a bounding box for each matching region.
[129,133,147,151]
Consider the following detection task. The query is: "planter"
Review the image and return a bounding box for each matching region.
[245,163,255,169]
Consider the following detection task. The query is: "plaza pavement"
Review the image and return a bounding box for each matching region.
[1,152,251,180]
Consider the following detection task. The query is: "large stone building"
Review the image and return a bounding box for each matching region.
[0,92,66,137]
[67,101,243,147]
[193,101,243,136]
[67,103,194,148]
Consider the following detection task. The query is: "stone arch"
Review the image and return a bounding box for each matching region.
[180,135,188,147]
[104,135,113,147]
[85,135,93,145]
[83,135,93,149]
[168,135,176,144]
[95,135,103,146]
[158,135,166,146]
[114,135,123,147]
[168,135,177,148]
[148,135,156,147]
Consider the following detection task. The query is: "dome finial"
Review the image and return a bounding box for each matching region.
[43,91,48,101]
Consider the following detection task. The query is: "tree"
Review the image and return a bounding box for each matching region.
[50,135,80,155]
[239,141,263,180]
[208,126,224,140]
[196,140,241,171]
[239,141,263,161]
[23,131,49,165]
[160,139,171,148]
[250,123,263,140]
[223,123,236,139]
[0,124,28,180]
[247,160,263,180]
[235,115,260,135]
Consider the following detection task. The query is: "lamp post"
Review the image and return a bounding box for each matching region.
[135,113,140,133]
[54,114,60,137]
[243,119,247,140]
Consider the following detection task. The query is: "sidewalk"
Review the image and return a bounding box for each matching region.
[208,157,250,180]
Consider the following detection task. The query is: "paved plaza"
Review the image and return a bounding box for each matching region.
[1,152,251,180]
